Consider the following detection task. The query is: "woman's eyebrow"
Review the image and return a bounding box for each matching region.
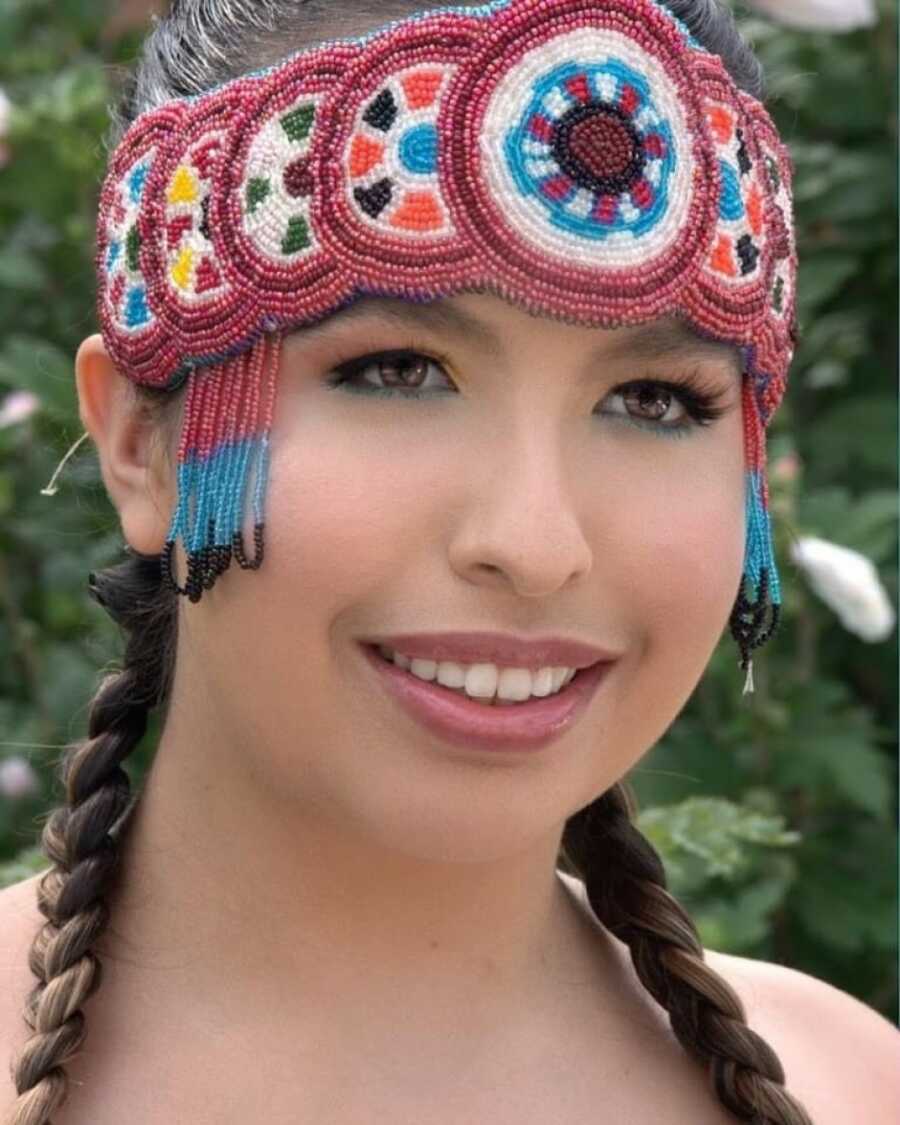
[298,298,738,369]
[299,297,505,357]
[601,321,741,368]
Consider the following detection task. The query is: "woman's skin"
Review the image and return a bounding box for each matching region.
[67,291,747,1113]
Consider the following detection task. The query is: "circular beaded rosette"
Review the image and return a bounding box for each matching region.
[680,54,778,334]
[741,94,799,423]
[95,0,798,409]
[441,1,718,319]
[313,9,480,288]
[96,103,186,387]
[213,43,357,320]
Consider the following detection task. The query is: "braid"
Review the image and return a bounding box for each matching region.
[4,552,176,1125]
[560,784,814,1125]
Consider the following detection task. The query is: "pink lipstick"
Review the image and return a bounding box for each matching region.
[359,643,613,754]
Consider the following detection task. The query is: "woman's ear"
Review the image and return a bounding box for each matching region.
[75,333,176,554]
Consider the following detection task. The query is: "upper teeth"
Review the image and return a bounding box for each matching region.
[378,646,577,702]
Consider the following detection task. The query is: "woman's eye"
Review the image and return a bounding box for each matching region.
[604,383,688,427]
[326,353,726,435]
[327,350,453,395]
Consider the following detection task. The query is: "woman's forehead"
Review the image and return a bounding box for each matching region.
[289,292,741,369]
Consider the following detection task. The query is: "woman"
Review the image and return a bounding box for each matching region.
[2,1,898,1123]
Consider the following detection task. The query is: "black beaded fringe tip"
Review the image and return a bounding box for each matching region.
[729,567,781,672]
[161,519,265,602]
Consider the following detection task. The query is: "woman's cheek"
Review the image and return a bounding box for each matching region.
[585,438,744,755]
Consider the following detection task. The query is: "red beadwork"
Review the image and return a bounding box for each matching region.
[569,114,636,179]
[93,0,798,500]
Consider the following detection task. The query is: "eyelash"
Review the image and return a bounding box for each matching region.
[323,346,731,438]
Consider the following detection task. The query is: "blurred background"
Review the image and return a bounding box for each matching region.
[0,0,896,1019]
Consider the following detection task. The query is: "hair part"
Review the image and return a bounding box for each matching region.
[5,4,809,1125]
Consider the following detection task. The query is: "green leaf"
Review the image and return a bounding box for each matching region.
[0,249,48,292]
[638,796,801,889]
[796,253,857,313]
[806,397,898,477]
[694,858,796,952]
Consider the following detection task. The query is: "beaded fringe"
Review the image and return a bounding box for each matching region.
[730,381,781,693]
[161,330,281,602]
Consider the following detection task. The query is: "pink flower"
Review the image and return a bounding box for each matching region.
[0,390,40,428]
[0,756,40,799]
[0,86,11,169]
[771,452,802,484]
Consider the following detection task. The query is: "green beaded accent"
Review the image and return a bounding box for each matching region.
[281,104,315,143]
[282,215,310,255]
[246,177,271,215]
[126,224,141,271]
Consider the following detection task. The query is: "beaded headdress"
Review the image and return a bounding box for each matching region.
[93,0,798,685]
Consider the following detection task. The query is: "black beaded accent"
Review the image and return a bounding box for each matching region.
[772,275,785,313]
[185,551,204,603]
[160,518,242,602]
[737,233,760,276]
[729,568,781,672]
[161,539,189,596]
[233,522,265,570]
[765,154,781,193]
[736,127,752,175]
[363,87,398,132]
[354,178,393,218]
[199,194,212,241]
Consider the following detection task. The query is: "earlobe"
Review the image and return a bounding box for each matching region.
[74,333,174,555]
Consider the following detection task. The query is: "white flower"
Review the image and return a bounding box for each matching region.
[0,390,40,428]
[791,536,895,642]
[744,0,878,31]
[0,756,40,799]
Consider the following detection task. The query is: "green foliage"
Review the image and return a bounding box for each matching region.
[631,0,898,1015]
[0,0,896,1024]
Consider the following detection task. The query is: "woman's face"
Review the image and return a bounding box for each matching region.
[164,292,746,862]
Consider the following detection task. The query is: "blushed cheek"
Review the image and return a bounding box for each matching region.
[215,422,441,708]
[264,429,440,608]
[602,451,746,760]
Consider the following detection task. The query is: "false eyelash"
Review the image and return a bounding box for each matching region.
[324,347,733,432]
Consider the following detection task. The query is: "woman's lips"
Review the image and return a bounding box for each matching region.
[359,643,612,754]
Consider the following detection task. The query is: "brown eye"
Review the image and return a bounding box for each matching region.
[620,383,686,424]
[327,349,453,395]
[377,353,432,389]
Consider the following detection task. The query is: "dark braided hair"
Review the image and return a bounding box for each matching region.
[4,3,813,1124]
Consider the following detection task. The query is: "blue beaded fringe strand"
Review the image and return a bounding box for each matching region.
[161,431,272,602]
[730,468,782,690]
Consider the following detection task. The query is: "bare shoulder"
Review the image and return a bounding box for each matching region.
[0,874,46,1090]
[706,947,900,1124]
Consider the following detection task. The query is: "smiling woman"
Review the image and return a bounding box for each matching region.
[5,2,897,1125]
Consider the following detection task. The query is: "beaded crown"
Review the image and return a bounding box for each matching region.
[94,0,798,661]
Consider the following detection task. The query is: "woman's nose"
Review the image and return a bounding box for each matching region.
[447,432,594,598]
